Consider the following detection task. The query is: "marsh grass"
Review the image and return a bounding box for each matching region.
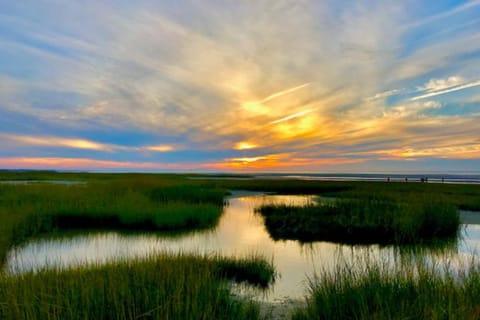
[258,196,460,244]
[0,178,226,265]
[198,178,480,211]
[292,256,480,320]
[0,253,275,320]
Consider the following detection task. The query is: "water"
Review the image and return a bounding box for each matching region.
[5,193,480,302]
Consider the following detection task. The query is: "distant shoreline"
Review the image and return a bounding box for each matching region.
[192,173,480,185]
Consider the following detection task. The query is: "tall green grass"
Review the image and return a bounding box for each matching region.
[0,179,226,265]
[258,196,460,244]
[0,253,275,320]
[292,257,480,320]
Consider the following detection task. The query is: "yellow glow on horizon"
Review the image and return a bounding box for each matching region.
[211,153,363,170]
[231,156,267,164]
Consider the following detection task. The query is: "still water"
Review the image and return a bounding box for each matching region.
[5,192,480,302]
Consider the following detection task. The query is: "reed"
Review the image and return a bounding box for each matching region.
[0,253,275,320]
[292,257,480,320]
[257,195,460,244]
[0,178,226,265]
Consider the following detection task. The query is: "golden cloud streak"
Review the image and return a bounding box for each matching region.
[270,109,315,125]
[260,83,311,103]
[143,145,175,152]
[6,135,112,151]
[1,134,176,153]
[357,143,480,160]
[241,83,310,116]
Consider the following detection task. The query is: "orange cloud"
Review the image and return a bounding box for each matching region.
[209,154,363,171]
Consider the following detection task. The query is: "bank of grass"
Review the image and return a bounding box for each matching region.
[0,253,275,320]
[0,177,226,265]
[258,196,460,244]
[292,258,480,320]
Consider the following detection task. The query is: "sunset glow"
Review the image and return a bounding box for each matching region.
[0,1,479,172]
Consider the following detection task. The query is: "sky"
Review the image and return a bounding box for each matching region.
[0,0,479,173]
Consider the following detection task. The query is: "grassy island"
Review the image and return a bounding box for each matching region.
[258,196,460,244]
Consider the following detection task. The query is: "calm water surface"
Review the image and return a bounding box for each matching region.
[6,192,480,302]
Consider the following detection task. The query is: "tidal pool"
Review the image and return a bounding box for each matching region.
[5,192,480,303]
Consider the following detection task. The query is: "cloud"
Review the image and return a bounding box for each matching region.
[405,0,480,30]
[0,134,176,153]
[411,79,480,101]
[365,89,403,101]
[212,153,364,171]
[1,134,114,151]
[259,83,311,104]
[270,109,315,125]
[417,76,465,92]
[142,145,175,152]
[0,157,192,171]
[0,1,479,171]
[234,141,259,150]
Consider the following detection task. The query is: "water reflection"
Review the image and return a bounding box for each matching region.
[5,193,480,302]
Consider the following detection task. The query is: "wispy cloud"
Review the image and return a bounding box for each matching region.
[0,1,479,171]
[260,83,311,104]
[270,109,315,125]
[411,79,480,101]
[417,76,465,92]
[0,134,176,153]
[1,134,115,152]
[365,89,403,101]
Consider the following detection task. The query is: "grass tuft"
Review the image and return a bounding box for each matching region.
[257,196,460,244]
[0,253,275,320]
[292,257,480,320]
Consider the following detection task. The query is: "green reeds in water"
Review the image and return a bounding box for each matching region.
[258,196,460,244]
[0,253,275,320]
[292,255,480,320]
[0,181,226,264]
